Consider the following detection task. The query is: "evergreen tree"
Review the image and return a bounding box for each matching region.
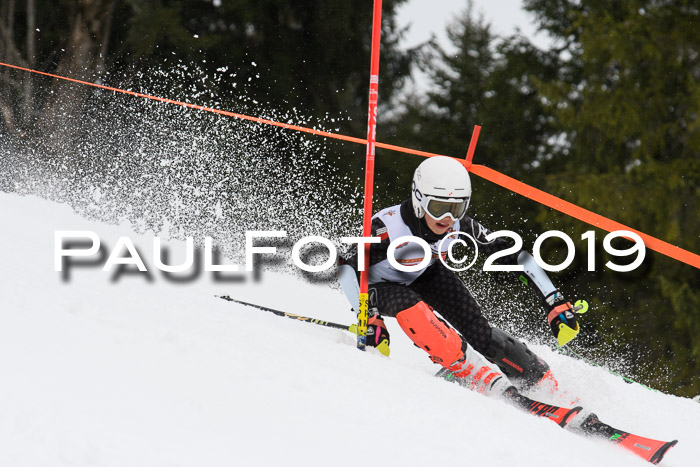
[382,2,559,214]
[1,0,414,144]
[387,0,699,396]
[524,0,700,395]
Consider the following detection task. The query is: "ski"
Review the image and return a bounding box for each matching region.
[222,296,678,464]
[577,413,678,465]
[506,389,583,428]
[437,368,678,464]
[436,367,582,428]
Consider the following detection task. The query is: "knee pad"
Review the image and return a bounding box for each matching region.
[396,301,464,367]
[484,327,550,389]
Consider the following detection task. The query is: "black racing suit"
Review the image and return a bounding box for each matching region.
[343,199,521,354]
[342,199,554,388]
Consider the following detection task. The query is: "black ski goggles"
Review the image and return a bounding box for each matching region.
[424,196,469,221]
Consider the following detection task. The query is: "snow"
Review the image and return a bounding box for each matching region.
[1,192,698,466]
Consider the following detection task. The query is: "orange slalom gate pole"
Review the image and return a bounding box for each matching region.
[357,0,383,351]
[465,125,481,163]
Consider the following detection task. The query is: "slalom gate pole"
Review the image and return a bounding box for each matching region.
[357,0,383,351]
[217,296,358,334]
[465,125,481,164]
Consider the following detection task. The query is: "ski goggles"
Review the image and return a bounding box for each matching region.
[424,196,469,221]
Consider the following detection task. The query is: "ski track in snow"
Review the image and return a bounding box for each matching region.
[1,192,698,466]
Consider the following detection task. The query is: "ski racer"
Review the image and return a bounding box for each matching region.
[338,155,583,398]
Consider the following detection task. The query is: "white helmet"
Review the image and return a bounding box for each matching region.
[411,156,471,221]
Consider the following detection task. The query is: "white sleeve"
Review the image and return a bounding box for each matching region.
[517,251,557,298]
[338,263,361,314]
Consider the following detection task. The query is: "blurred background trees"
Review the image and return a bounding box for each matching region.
[0,0,413,142]
[0,0,697,396]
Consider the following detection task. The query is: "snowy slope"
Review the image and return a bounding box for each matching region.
[1,192,698,467]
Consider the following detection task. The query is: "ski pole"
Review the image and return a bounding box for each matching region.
[558,300,659,391]
[217,295,358,334]
[557,345,659,393]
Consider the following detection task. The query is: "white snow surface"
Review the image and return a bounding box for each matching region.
[1,192,698,466]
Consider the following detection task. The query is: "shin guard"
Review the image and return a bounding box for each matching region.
[397,302,511,396]
[396,301,464,367]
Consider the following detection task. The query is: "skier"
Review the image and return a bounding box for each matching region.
[222,154,677,462]
[338,155,582,399]
[221,155,679,462]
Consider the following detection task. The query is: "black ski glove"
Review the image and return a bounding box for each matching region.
[367,313,390,356]
[545,291,580,347]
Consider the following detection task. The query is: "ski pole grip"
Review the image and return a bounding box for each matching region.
[573,300,589,313]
